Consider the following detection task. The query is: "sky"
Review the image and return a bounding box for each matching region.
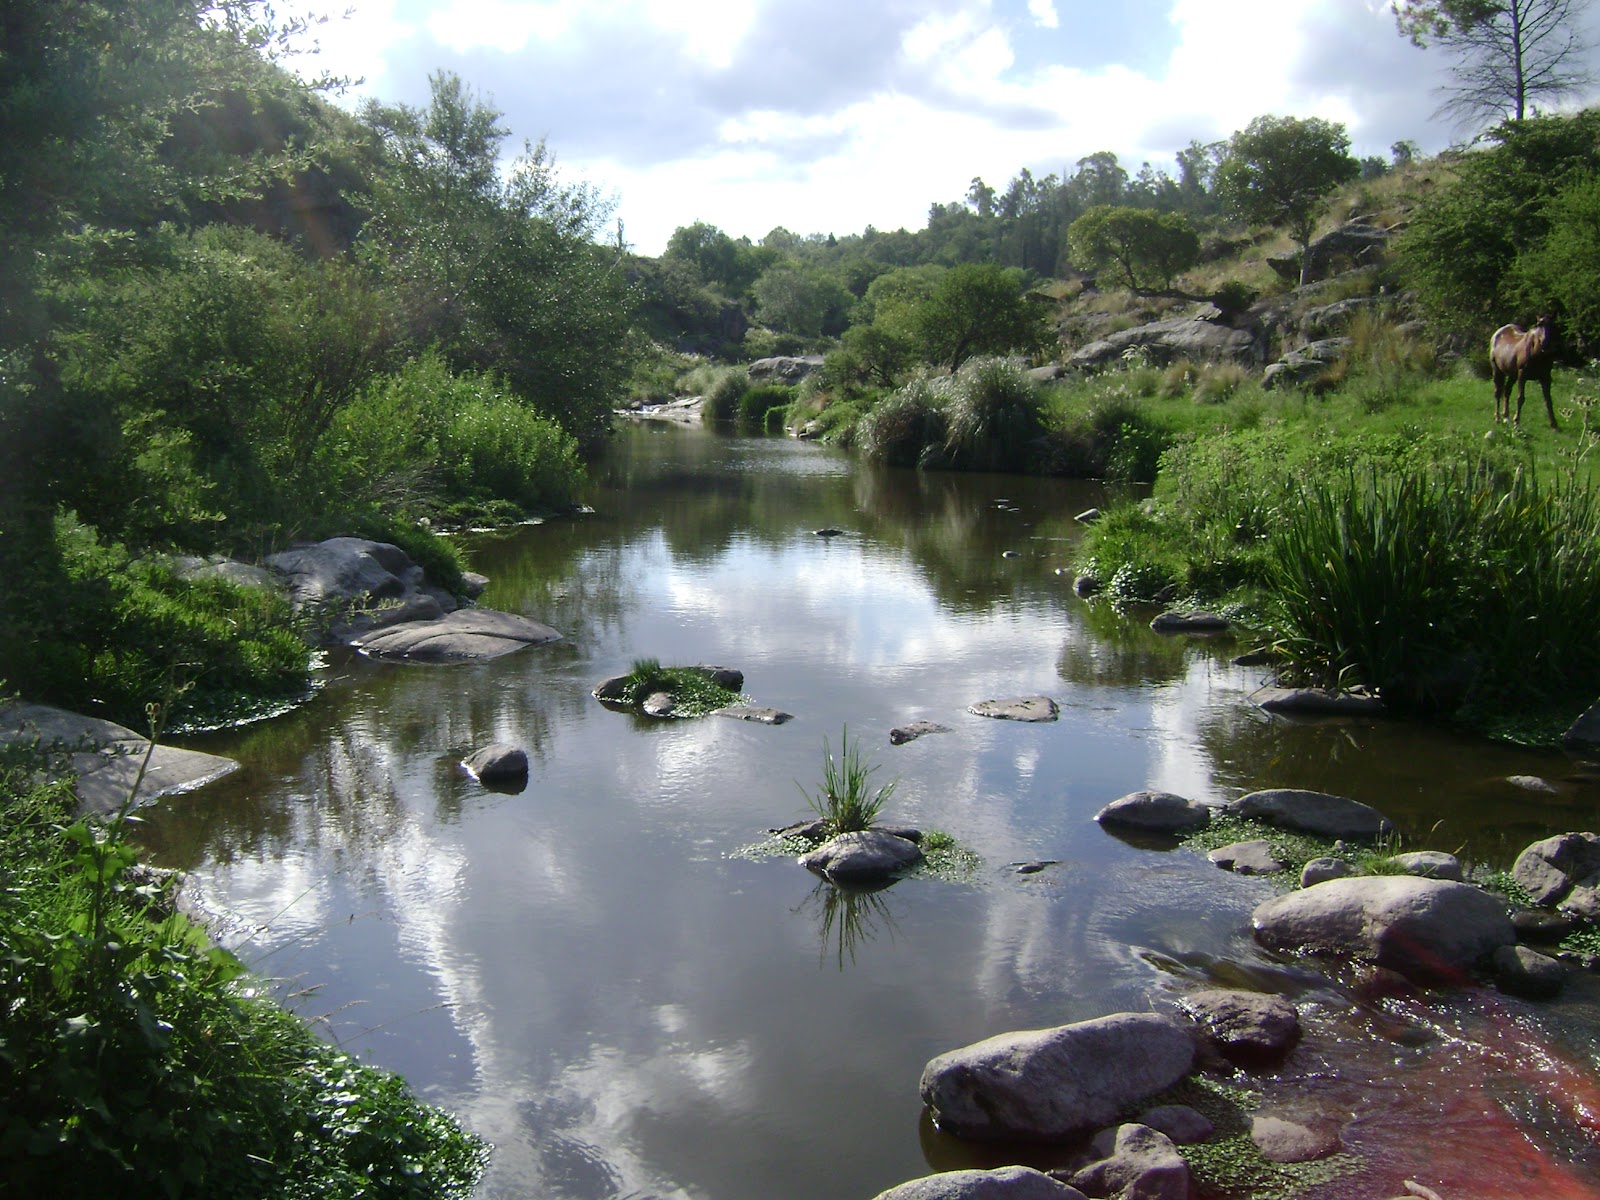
[284,0,1600,256]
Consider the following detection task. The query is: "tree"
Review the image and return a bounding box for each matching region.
[1214,115,1360,287]
[910,263,1052,373]
[750,263,850,338]
[1393,0,1594,129]
[1067,206,1200,293]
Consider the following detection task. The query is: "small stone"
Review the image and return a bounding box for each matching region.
[1208,839,1286,875]
[715,705,793,725]
[1137,1104,1215,1145]
[815,528,845,537]
[1301,857,1355,887]
[1180,989,1300,1060]
[1073,575,1102,597]
[1506,774,1558,793]
[1149,610,1229,634]
[1251,1115,1341,1163]
[642,691,676,717]
[462,743,529,785]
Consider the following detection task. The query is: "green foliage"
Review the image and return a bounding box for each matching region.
[1507,171,1600,336]
[360,71,636,450]
[856,377,950,467]
[699,366,752,423]
[616,660,741,716]
[738,384,797,431]
[0,513,310,731]
[1399,109,1600,341]
[1266,459,1600,713]
[1215,115,1360,286]
[800,728,898,836]
[911,263,1053,373]
[0,736,487,1199]
[1067,205,1201,292]
[940,357,1050,472]
[439,386,585,514]
[663,221,776,296]
[750,262,851,337]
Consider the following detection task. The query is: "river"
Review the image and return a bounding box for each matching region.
[141,422,1600,1199]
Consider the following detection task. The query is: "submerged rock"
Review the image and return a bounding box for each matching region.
[1254,687,1385,716]
[715,705,793,725]
[1250,1115,1342,1163]
[891,721,951,745]
[1149,610,1229,634]
[1179,989,1300,1061]
[919,1013,1195,1142]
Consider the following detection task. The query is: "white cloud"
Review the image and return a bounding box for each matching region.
[423,0,576,53]
[1029,0,1060,29]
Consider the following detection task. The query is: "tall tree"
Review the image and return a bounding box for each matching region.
[1214,115,1360,288]
[1393,0,1595,128]
[1067,206,1200,293]
[910,263,1051,373]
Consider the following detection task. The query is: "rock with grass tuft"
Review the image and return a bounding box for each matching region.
[799,830,923,884]
[1226,788,1392,840]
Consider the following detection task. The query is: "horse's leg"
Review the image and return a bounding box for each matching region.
[1514,373,1526,426]
[1541,374,1558,429]
[1492,369,1505,422]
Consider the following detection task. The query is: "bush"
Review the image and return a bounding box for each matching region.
[2,513,311,731]
[799,727,897,835]
[737,383,796,431]
[438,385,585,514]
[856,377,948,467]
[698,366,751,424]
[941,357,1047,472]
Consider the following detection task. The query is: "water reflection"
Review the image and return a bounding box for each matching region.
[139,424,1600,1200]
[797,877,901,970]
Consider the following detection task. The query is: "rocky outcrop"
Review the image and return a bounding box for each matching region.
[1261,338,1351,391]
[871,1168,1087,1200]
[1252,876,1515,984]
[0,701,238,815]
[747,355,825,384]
[267,537,458,640]
[799,830,924,884]
[1225,788,1392,840]
[1266,221,1394,285]
[919,1013,1195,1142]
[1069,314,1262,371]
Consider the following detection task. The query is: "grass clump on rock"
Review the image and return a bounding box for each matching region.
[800,726,898,836]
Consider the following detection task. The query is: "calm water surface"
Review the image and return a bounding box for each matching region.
[143,423,1600,1199]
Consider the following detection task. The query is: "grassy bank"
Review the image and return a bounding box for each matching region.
[0,727,487,1198]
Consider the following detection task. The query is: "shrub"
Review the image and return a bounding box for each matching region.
[737,383,796,431]
[941,357,1047,472]
[438,387,584,514]
[856,377,948,467]
[699,366,751,424]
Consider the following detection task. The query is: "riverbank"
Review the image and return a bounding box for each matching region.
[0,717,487,1197]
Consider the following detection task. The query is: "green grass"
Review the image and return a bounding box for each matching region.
[798,727,898,835]
[0,729,486,1198]
[617,659,742,717]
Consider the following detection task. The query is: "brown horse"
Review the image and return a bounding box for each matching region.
[1490,314,1558,428]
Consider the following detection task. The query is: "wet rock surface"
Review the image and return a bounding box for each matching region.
[1226,788,1393,840]
[1095,790,1213,834]
[798,830,924,884]
[967,697,1060,722]
[871,1167,1088,1200]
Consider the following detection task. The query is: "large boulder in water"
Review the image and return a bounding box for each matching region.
[799,830,923,884]
[353,609,561,662]
[1095,790,1212,834]
[1252,876,1514,984]
[1225,788,1392,840]
[919,1013,1195,1142]
[1512,831,1600,907]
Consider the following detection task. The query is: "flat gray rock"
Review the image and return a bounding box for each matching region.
[1253,876,1515,984]
[1138,1104,1215,1145]
[799,830,923,884]
[1208,840,1285,875]
[0,702,238,815]
[872,1167,1087,1200]
[715,705,793,725]
[919,1013,1195,1142]
[353,609,561,663]
[1226,788,1393,840]
[1254,687,1385,716]
[1096,790,1212,834]
[968,697,1059,722]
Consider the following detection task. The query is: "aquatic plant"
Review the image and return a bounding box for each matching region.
[800,727,897,835]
